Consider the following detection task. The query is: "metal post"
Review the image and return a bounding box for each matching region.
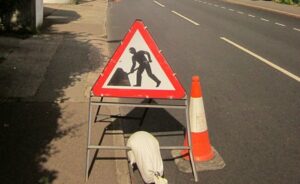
[85,97,93,181]
[185,99,198,182]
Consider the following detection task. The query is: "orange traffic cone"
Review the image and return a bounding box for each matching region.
[181,76,214,161]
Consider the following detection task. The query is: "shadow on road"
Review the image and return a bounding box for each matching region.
[89,99,187,183]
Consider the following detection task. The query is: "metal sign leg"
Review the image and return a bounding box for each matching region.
[185,99,198,182]
[85,97,93,181]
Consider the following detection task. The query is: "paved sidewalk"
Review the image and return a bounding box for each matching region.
[224,0,300,18]
[0,0,130,184]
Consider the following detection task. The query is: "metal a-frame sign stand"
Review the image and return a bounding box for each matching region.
[85,20,199,182]
[85,96,198,182]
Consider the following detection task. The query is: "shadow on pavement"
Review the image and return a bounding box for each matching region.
[0,5,104,184]
[43,7,80,29]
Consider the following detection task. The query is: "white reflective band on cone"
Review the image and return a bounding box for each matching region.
[189,98,207,132]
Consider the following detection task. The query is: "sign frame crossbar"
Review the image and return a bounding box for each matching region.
[85,96,199,182]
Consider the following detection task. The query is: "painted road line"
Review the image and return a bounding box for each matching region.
[260,18,270,22]
[171,11,200,26]
[153,0,165,7]
[248,14,255,18]
[221,6,226,9]
[220,37,300,82]
[229,8,234,11]
[275,22,286,27]
[293,28,300,32]
[237,11,244,14]
[214,4,219,7]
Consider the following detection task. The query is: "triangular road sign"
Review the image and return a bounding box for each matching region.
[92,20,186,99]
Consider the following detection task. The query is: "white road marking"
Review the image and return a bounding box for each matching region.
[260,18,269,22]
[153,0,165,7]
[229,8,234,11]
[220,37,300,82]
[248,14,256,18]
[214,4,219,7]
[171,11,200,26]
[275,22,286,27]
[208,3,212,5]
[293,28,300,32]
[221,6,226,9]
[237,11,244,14]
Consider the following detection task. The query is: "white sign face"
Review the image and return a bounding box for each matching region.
[103,30,175,90]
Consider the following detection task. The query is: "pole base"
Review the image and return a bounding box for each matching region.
[171,147,225,173]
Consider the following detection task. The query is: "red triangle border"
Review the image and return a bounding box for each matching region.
[92,20,186,99]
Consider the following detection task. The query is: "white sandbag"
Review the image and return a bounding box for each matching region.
[126,131,167,184]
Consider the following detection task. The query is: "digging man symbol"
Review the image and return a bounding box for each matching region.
[128,47,161,87]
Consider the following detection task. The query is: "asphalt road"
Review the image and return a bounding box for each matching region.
[106,0,300,183]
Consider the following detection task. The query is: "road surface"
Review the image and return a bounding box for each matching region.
[106,0,300,183]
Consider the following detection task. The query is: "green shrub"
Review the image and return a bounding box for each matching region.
[274,0,300,4]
